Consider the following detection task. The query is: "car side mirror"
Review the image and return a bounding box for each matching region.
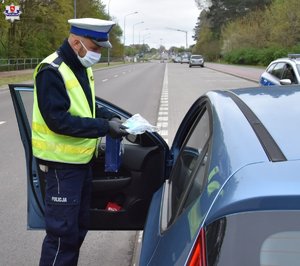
[280,79,292,85]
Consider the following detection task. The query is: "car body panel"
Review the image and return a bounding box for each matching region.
[140,86,300,265]
[260,56,300,86]
[208,160,300,224]
[140,89,273,265]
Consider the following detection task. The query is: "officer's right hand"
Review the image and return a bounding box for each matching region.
[108,120,128,139]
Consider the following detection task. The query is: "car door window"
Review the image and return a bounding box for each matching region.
[270,63,285,79]
[267,63,276,74]
[282,64,297,83]
[169,107,211,224]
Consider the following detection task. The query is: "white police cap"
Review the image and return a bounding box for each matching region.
[68,18,115,48]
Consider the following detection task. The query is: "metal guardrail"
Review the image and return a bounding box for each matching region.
[0,58,43,71]
[0,56,132,72]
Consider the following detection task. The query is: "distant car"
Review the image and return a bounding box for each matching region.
[10,84,300,265]
[173,56,181,63]
[180,56,189,64]
[189,54,204,67]
[259,54,300,86]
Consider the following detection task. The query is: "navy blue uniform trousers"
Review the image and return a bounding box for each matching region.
[39,165,92,266]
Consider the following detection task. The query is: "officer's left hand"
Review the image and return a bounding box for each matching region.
[110,117,122,123]
[108,120,128,139]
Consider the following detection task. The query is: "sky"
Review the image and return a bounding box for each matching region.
[101,0,201,49]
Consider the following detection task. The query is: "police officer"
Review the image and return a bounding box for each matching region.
[32,18,128,266]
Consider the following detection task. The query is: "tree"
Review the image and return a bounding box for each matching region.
[206,0,272,37]
[264,0,300,48]
[0,0,123,59]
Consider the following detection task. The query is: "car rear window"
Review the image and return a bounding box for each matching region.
[192,55,202,59]
[206,211,300,266]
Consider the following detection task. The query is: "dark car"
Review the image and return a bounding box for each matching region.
[189,54,204,67]
[259,54,300,86]
[10,84,300,265]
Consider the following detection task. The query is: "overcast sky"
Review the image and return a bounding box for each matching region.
[102,0,200,49]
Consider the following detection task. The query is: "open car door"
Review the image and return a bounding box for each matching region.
[9,84,170,230]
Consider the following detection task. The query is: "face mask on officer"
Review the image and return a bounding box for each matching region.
[77,40,101,68]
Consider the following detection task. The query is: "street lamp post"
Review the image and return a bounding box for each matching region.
[166,27,188,49]
[132,21,144,46]
[107,0,112,66]
[123,12,138,46]
[123,12,138,61]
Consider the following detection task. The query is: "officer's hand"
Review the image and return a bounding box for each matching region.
[110,117,122,123]
[108,121,128,139]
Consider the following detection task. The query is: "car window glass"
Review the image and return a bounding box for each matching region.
[270,62,285,79]
[206,211,300,266]
[261,231,300,265]
[169,108,210,223]
[18,89,34,127]
[267,63,276,73]
[282,64,297,83]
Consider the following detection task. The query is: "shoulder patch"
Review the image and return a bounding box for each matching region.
[50,56,63,68]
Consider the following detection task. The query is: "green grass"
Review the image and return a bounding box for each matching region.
[0,73,34,87]
[0,61,127,88]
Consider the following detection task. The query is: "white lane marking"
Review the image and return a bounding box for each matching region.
[102,79,108,82]
[114,74,119,78]
[157,64,169,144]
[0,121,6,125]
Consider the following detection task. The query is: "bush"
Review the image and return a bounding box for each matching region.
[222,46,300,66]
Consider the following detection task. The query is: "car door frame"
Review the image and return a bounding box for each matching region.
[9,83,172,230]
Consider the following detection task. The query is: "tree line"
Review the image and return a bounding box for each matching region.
[193,0,300,65]
[0,0,123,59]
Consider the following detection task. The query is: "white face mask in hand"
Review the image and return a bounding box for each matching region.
[77,40,101,68]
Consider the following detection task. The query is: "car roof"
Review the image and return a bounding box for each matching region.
[270,56,300,66]
[204,86,300,222]
[232,86,300,160]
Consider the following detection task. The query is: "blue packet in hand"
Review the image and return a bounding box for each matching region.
[105,135,122,172]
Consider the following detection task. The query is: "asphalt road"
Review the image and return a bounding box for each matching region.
[0,61,260,265]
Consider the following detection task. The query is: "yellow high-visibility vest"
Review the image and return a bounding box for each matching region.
[32,52,97,164]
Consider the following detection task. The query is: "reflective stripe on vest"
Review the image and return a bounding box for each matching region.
[32,52,97,164]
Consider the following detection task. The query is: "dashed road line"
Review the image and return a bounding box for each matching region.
[102,79,108,82]
[0,121,6,125]
[157,64,169,144]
